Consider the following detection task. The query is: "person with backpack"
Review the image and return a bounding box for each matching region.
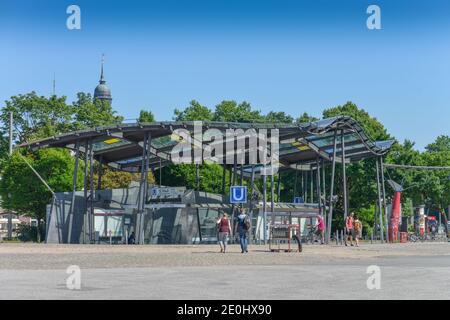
[234,207,251,253]
[217,212,232,253]
[315,214,325,244]
[353,215,362,247]
[345,212,355,246]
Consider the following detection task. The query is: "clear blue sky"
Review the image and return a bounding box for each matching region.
[1,0,449,150]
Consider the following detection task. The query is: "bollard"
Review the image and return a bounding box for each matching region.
[371,234,373,244]
[109,230,112,245]
[335,230,338,245]
[340,229,344,246]
[125,229,128,245]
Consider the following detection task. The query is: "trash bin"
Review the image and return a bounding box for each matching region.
[400,232,407,243]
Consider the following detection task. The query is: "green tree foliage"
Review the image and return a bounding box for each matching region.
[0,149,83,241]
[138,110,156,122]
[385,137,450,212]
[161,164,226,193]
[0,92,73,143]
[174,100,213,121]
[296,112,319,124]
[425,135,450,153]
[323,101,390,140]
[0,91,126,239]
[213,100,264,123]
[265,111,294,124]
[73,93,123,129]
[97,168,155,190]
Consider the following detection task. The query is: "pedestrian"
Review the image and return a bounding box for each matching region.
[316,214,325,244]
[128,231,135,245]
[345,212,355,246]
[235,208,251,253]
[217,212,232,253]
[353,215,362,247]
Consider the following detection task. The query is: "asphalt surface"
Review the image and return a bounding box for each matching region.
[0,242,449,299]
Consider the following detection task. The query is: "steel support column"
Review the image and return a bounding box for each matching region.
[263,173,267,244]
[277,172,281,202]
[240,165,244,186]
[67,141,80,243]
[195,163,200,191]
[83,139,89,244]
[341,130,349,222]
[326,130,338,244]
[321,158,327,238]
[222,164,226,195]
[89,138,95,244]
[293,165,298,201]
[380,157,389,242]
[375,157,385,242]
[270,172,275,225]
[97,155,103,190]
[137,132,150,245]
[316,158,322,219]
[249,164,255,244]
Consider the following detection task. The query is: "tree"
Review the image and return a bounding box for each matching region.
[0,91,126,240]
[0,135,8,170]
[73,92,123,129]
[296,112,319,124]
[265,111,294,124]
[174,100,213,121]
[213,100,264,123]
[97,168,155,189]
[425,135,450,153]
[138,110,155,122]
[323,101,390,141]
[0,92,73,143]
[0,149,83,242]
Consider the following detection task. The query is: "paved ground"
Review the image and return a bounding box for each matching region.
[0,242,449,299]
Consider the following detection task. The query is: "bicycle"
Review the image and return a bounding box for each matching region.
[306,226,319,244]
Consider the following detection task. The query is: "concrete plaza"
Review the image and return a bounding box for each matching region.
[0,242,449,299]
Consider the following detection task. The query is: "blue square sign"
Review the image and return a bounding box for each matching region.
[230,186,247,204]
[294,197,304,204]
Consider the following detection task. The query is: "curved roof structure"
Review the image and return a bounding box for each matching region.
[20,116,394,173]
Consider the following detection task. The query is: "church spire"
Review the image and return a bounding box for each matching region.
[94,54,112,102]
[99,54,105,84]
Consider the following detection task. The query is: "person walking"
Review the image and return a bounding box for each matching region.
[353,215,362,247]
[345,212,355,246]
[235,208,250,253]
[217,212,232,253]
[316,214,325,244]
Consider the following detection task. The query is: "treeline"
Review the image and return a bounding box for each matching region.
[0,92,448,240]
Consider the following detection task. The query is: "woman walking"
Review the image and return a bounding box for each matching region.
[217,212,232,253]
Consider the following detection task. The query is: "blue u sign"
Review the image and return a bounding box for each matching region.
[230,186,247,204]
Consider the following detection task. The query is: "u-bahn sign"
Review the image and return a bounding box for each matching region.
[230,186,247,204]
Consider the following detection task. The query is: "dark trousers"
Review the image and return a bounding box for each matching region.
[239,233,248,252]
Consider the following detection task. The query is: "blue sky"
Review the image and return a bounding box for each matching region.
[1,0,449,150]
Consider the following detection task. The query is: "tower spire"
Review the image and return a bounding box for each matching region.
[99,54,105,84]
[94,54,112,102]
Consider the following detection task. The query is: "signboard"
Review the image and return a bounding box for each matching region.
[149,187,186,200]
[230,186,247,204]
[293,197,304,204]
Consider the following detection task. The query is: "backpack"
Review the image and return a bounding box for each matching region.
[243,215,251,230]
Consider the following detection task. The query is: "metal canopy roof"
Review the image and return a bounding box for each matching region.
[20,116,394,173]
